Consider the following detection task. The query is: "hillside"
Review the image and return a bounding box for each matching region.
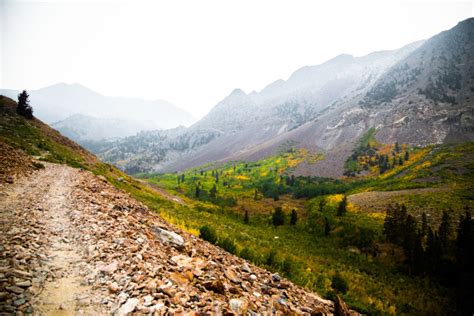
[89,18,474,175]
[141,137,473,315]
[0,96,347,314]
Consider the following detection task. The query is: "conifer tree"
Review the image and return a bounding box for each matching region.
[319,199,326,212]
[337,195,347,216]
[438,210,451,251]
[210,184,217,199]
[195,185,201,198]
[244,210,250,224]
[421,212,428,237]
[290,209,298,225]
[324,217,331,236]
[272,207,285,226]
[17,90,33,119]
[398,157,404,166]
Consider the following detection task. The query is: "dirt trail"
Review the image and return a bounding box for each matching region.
[35,166,106,315]
[0,164,108,315]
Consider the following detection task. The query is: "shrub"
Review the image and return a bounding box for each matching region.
[332,272,349,294]
[240,247,257,262]
[219,237,237,254]
[281,257,293,276]
[272,207,285,226]
[244,210,249,224]
[290,209,298,225]
[265,249,278,266]
[199,225,217,244]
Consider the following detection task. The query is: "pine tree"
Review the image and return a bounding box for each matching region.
[324,217,331,236]
[413,232,425,274]
[395,142,400,153]
[17,90,33,119]
[215,172,219,183]
[383,204,397,242]
[404,150,410,161]
[402,215,418,271]
[244,210,250,224]
[438,210,451,251]
[456,210,474,314]
[319,199,326,212]
[337,195,347,216]
[195,185,201,198]
[456,211,473,267]
[398,157,404,166]
[210,184,217,199]
[426,227,442,275]
[290,209,298,225]
[272,207,285,226]
[421,212,428,237]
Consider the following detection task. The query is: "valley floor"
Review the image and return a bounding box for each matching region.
[0,163,340,315]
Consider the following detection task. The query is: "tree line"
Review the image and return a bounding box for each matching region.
[384,204,473,313]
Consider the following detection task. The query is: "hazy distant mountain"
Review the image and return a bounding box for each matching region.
[50,114,160,142]
[90,18,474,175]
[0,83,195,140]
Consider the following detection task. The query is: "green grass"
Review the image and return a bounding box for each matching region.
[136,143,474,315]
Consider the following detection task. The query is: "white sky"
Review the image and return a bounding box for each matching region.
[1,0,473,119]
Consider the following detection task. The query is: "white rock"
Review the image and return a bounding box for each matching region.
[143,295,153,306]
[152,227,184,248]
[116,297,138,316]
[229,298,247,313]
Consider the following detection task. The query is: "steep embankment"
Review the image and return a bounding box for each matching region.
[0,162,338,315]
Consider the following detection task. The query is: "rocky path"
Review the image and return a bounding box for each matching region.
[1,163,342,315]
[0,164,107,315]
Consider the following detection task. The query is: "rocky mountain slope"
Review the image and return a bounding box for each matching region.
[0,96,350,314]
[0,83,195,140]
[90,18,474,176]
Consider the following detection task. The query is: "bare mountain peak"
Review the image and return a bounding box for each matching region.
[230,88,246,96]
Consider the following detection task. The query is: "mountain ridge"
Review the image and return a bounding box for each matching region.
[38,18,474,176]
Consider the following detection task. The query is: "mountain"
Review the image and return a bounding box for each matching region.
[0,83,196,140]
[50,114,159,142]
[82,19,474,175]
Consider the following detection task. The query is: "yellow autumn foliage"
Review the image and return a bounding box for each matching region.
[235,175,250,181]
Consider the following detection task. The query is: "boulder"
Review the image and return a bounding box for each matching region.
[229,298,248,313]
[116,297,139,316]
[151,226,184,249]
